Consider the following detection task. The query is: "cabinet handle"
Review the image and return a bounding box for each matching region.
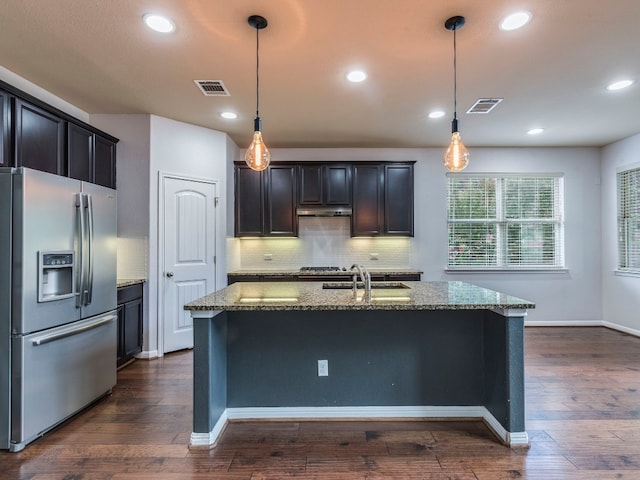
[166,272,174,278]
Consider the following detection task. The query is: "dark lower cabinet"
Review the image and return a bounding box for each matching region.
[14,99,64,176]
[227,273,421,284]
[117,283,143,368]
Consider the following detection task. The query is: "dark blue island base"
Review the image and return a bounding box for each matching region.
[189,307,528,448]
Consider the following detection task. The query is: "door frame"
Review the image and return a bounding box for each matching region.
[157,172,219,357]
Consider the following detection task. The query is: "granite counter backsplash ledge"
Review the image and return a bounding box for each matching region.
[228,268,423,277]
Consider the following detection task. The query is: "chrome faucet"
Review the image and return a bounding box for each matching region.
[350,264,371,298]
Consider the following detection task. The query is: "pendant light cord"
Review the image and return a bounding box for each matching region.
[255,25,260,118]
[453,26,458,121]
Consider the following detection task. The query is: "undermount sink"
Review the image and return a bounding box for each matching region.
[322,281,410,290]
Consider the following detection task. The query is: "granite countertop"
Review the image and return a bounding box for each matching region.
[117,278,146,288]
[228,268,423,277]
[184,280,535,312]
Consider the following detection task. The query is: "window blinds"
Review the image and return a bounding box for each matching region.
[617,167,640,271]
[448,174,564,269]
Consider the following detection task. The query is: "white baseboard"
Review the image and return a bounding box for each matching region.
[525,320,603,327]
[602,321,640,337]
[525,320,640,338]
[190,406,529,448]
[190,410,229,449]
[135,349,159,360]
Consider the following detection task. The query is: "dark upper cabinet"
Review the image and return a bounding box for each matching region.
[352,164,384,236]
[14,99,64,175]
[0,80,117,188]
[235,165,264,236]
[299,164,351,206]
[265,165,298,236]
[235,164,298,237]
[94,134,117,189]
[0,90,10,167]
[68,122,93,183]
[352,163,414,237]
[235,161,412,237]
[384,164,414,236]
[68,123,117,189]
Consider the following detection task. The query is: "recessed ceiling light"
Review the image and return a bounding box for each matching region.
[428,110,446,119]
[346,70,367,83]
[143,14,175,33]
[220,112,238,119]
[606,79,634,91]
[500,11,531,31]
[527,128,544,135]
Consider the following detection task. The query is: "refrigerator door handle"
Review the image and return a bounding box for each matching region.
[86,194,94,305]
[75,193,86,308]
[31,314,117,346]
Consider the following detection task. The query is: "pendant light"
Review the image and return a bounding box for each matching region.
[443,15,470,172]
[245,15,271,171]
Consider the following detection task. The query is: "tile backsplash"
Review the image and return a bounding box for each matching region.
[230,217,413,270]
[117,237,148,279]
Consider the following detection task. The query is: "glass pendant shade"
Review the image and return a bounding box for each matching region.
[245,119,270,171]
[443,16,469,172]
[443,131,470,172]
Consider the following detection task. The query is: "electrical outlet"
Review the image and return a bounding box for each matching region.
[369,252,379,260]
[264,253,273,261]
[317,359,328,376]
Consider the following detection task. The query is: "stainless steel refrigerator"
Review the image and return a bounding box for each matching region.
[0,167,117,452]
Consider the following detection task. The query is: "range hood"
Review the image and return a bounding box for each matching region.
[296,207,352,217]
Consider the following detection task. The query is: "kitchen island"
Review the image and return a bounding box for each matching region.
[185,281,534,448]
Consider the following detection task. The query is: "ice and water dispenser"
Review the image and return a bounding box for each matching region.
[38,251,75,302]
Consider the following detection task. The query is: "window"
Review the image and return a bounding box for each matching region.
[447,174,564,269]
[617,166,640,272]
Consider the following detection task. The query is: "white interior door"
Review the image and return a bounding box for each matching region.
[162,176,217,353]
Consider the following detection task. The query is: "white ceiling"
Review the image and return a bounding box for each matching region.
[1,0,639,149]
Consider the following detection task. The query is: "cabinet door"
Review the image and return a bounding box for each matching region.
[14,99,64,175]
[68,122,94,183]
[94,135,117,189]
[0,90,10,167]
[351,164,383,236]
[324,164,351,205]
[235,165,264,236]
[265,165,298,236]
[117,304,125,367]
[384,164,414,236]
[299,164,323,205]
[123,298,143,360]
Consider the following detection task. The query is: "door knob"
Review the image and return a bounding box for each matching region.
[166,272,174,278]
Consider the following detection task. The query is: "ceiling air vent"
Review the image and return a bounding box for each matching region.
[466,98,503,114]
[194,80,230,96]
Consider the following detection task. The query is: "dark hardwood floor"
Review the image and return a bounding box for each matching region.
[3,327,640,479]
